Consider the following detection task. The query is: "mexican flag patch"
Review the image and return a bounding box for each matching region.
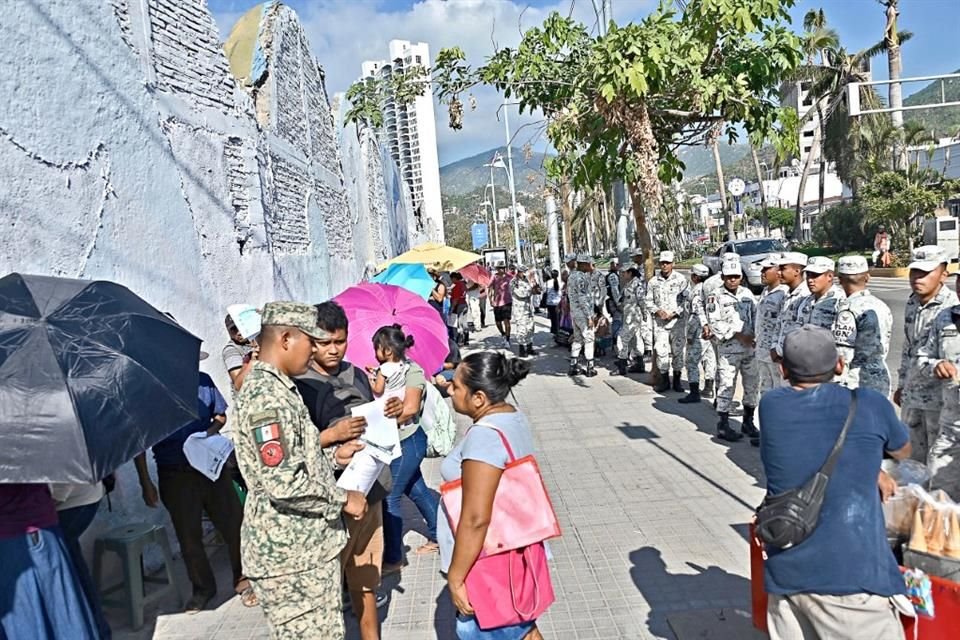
[254,422,281,444]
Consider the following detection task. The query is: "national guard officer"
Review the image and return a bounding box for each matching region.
[754,255,787,395]
[832,255,894,396]
[707,261,759,443]
[511,264,540,357]
[647,250,689,392]
[629,248,653,357]
[773,251,810,359]
[798,256,846,331]
[613,266,648,375]
[916,273,960,499]
[606,258,624,342]
[233,302,368,640]
[896,246,958,464]
[700,254,740,400]
[568,253,599,377]
[679,264,716,403]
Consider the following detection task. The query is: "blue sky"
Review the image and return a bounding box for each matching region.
[208,0,960,165]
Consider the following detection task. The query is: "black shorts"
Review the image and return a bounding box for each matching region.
[494,305,513,322]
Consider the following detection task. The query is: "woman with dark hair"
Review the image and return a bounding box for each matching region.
[545,269,562,336]
[440,352,547,640]
[372,325,441,574]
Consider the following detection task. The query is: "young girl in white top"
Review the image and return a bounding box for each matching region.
[369,324,414,397]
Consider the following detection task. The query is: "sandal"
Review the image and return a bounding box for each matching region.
[415,542,439,555]
[235,578,259,608]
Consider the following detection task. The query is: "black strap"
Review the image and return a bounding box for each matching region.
[820,389,858,477]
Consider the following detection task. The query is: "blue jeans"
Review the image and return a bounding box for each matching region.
[456,614,535,640]
[383,426,439,564]
[0,526,99,640]
[58,501,111,639]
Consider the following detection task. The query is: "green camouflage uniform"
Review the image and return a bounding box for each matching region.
[233,303,348,640]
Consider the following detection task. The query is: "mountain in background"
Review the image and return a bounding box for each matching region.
[676,143,752,180]
[904,68,960,136]
[439,147,551,195]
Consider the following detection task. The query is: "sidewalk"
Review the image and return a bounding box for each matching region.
[113,315,766,639]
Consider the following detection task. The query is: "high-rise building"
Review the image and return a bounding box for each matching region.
[361,40,444,242]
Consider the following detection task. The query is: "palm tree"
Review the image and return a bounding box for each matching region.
[879,0,906,169]
[710,127,733,241]
[750,146,770,235]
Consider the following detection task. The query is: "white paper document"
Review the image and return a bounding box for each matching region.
[350,397,401,464]
[226,303,262,340]
[182,433,234,481]
[336,450,386,495]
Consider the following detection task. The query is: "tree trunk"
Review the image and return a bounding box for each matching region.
[559,179,574,253]
[627,181,655,278]
[885,1,905,169]
[624,101,662,278]
[712,138,732,241]
[794,113,822,241]
[816,102,826,216]
[751,146,769,235]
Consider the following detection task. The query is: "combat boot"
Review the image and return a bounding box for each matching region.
[717,413,743,442]
[741,405,760,446]
[702,379,715,398]
[584,361,598,377]
[613,359,628,376]
[678,383,701,404]
[653,372,670,393]
[672,371,684,392]
[567,360,582,377]
[526,345,536,356]
[628,358,646,373]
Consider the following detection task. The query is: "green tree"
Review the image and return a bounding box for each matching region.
[766,206,795,233]
[348,0,804,274]
[811,202,872,252]
[859,169,959,253]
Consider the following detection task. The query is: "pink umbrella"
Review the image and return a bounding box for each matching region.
[459,262,492,287]
[333,283,449,375]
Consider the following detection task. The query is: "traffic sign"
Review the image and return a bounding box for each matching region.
[471,223,489,250]
[727,177,746,197]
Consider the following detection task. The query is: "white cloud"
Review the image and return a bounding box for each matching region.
[212,0,653,165]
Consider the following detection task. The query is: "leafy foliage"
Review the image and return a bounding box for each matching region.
[859,169,959,250]
[811,202,873,252]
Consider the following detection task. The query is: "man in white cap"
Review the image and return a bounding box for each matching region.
[896,246,957,464]
[797,256,846,331]
[678,264,716,403]
[707,260,759,441]
[753,255,788,401]
[773,251,810,360]
[568,253,600,377]
[832,255,893,395]
[646,250,689,392]
[700,254,740,402]
[605,257,624,344]
[510,264,540,357]
[613,265,648,375]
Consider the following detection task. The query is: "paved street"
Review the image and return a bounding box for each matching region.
[104,276,916,640]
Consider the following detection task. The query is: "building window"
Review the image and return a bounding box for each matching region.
[416,55,422,64]
[803,146,812,155]
[803,130,814,138]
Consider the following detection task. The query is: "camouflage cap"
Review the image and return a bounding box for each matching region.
[804,256,836,274]
[909,245,948,272]
[691,264,710,277]
[260,302,325,339]
[837,255,869,275]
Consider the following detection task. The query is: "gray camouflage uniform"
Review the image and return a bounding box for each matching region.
[511,275,536,347]
[899,285,959,463]
[617,276,648,360]
[568,269,598,364]
[234,358,348,639]
[685,281,716,384]
[775,281,811,356]
[646,271,689,373]
[707,284,759,414]
[832,289,893,396]
[797,285,846,331]
[916,305,960,499]
[754,284,787,394]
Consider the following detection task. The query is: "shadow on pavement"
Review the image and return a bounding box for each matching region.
[434,585,456,639]
[651,395,766,489]
[629,546,753,639]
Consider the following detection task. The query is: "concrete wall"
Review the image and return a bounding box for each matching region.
[0,0,421,575]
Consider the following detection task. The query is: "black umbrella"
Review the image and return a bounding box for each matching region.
[0,274,201,483]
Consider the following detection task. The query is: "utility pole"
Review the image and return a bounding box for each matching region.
[484,156,500,246]
[545,192,560,272]
[503,103,523,264]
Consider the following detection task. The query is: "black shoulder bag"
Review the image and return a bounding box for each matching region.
[755,390,858,549]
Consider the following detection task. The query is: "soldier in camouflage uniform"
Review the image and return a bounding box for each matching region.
[707,261,759,443]
[832,255,894,396]
[614,266,648,375]
[646,250,689,393]
[798,256,846,331]
[773,252,810,360]
[897,246,958,465]
[511,265,540,357]
[700,254,740,401]
[568,254,599,377]
[629,248,653,364]
[753,255,787,396]
[678,264,715,403]
[233,302,368,640]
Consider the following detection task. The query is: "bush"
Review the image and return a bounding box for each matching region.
[811,203,875,253]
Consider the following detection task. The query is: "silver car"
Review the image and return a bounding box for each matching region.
[703,238,787,293]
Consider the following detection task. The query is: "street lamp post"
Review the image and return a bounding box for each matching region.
[483,156,503,246]
[502,105,523,265]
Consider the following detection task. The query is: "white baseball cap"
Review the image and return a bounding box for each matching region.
[658,250,675,263]
[691,264,710,277]
[721,262,742,276]
[909,245,948,272]
[758,254,780,269]
[630,247,643,258]
[804,256,836,274]
[777,251,809,267]
[837,255,869,275]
